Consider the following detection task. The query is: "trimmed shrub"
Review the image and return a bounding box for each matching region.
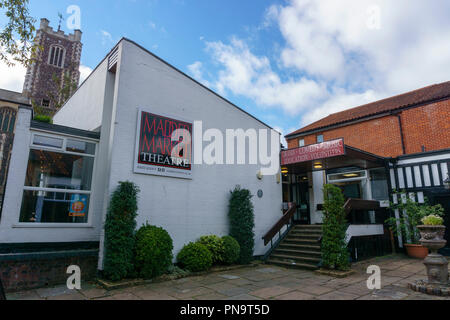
[228,186,255,264]
[321,184,350,271]
[197,235,224,264]
[177,242,212,272]
[222,236,240,265]
[135,223,173,279]
[33,114,53,124]
[103,181,139,281]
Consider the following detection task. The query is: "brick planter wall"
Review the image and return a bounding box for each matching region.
[0,249,99,292]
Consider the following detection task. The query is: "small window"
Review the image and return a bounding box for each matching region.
[42,99,50,107]
[317,135,324,143]
[48,45,65,68]
[299,139,305,147]
[66,139,96,155]
[33,135,64,149]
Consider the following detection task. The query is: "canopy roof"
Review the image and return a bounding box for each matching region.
[281,139,386,174]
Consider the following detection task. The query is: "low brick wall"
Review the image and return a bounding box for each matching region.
[0,250,98,292]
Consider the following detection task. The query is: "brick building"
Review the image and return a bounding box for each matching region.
[286,81,450,157]
[271,82,450,266]
[23,18,82,115]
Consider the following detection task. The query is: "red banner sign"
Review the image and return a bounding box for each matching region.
[134,109,192,179]
[281,139,345,166]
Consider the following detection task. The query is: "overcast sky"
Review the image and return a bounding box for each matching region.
[1,0,449,142]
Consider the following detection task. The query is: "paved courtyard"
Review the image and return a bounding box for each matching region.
[6,254,450,300]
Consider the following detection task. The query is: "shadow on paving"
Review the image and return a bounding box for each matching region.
[6,254,450,300]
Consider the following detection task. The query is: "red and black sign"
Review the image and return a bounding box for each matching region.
[137,111,192,171]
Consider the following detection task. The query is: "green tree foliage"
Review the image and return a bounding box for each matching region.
[103,181,139,281]
[386,191,444,244]
[196,235,224,264]
[0,0,37,66]
[135,223,173,279]
[221,236,240,265]
[177,242,212,272]
[228,186,255,264]
[321,184,350,271]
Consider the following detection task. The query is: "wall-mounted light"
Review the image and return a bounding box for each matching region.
[343,173,359,178]
[444,173,450,190]
[313,162,323,169]
[281,167,289,174]
[257,170,263,180]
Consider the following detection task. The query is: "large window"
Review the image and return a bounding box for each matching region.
[19,134,96,224]
[48,45,65,68]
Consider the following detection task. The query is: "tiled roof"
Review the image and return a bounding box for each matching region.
[286,81,450,137]
[0,88,30,106]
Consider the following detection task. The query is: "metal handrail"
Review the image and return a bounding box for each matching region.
[262,203,297,246]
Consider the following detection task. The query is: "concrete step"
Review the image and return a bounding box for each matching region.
[284,237,320,245]
[288,233,321,240]
[290,229,322,235]
[293,225,322,230]
[274,248,322,257]
[271,253,321,264]
[278,243,321,252]
[267,259,318,270]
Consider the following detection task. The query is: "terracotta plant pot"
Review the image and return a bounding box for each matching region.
[404,244,429,259]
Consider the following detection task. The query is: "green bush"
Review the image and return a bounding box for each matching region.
[228,186,255,264]
[222,236,240,265]
[135,223,173,279]
[321,184,350,271]
[197,235,224,264]
[103,181,139,281]
[177,242,212,272]
[386,191,445,243]
[33,114,53,124]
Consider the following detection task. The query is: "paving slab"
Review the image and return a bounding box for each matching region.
[275,290,316,300]
[249,286,294,299]
[316,290,359,300]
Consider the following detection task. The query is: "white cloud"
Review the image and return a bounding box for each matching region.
[100,30,114,46]
[0,59,26,92]
[79,64,93,85]
[194,0,450,129]
[187,61,211,88]
[205,38,325,114]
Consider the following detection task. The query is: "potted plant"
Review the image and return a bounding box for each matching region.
[417,215,448,285]
[386,191,444,259]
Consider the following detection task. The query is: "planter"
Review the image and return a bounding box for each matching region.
[417,225,448,285]
[404,244,429,259]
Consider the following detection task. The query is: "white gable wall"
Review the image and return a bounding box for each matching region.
[103,40,282,260]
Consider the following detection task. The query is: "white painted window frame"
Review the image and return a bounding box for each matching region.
[17,131,98,227]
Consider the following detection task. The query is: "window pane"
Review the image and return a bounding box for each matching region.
[33,135,64,149]
[8,114,15,132]
[25,149,94,190]
[66,139,96,155]
[317,135,324,143]
[299,139,305,147]
[19,190,89,223]
[370,168,389,200]
[2,114,9,132]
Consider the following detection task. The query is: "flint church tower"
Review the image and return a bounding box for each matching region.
[23,18,82,115]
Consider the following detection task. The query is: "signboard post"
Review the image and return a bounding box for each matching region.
[134,108,193,179]
[281,138,345,166]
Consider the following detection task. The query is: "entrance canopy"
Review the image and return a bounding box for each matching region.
[281,139,386,174]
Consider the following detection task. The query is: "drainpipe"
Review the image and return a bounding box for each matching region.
[394,112,406,155]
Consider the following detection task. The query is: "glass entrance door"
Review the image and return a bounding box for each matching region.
[291,180,310,225]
